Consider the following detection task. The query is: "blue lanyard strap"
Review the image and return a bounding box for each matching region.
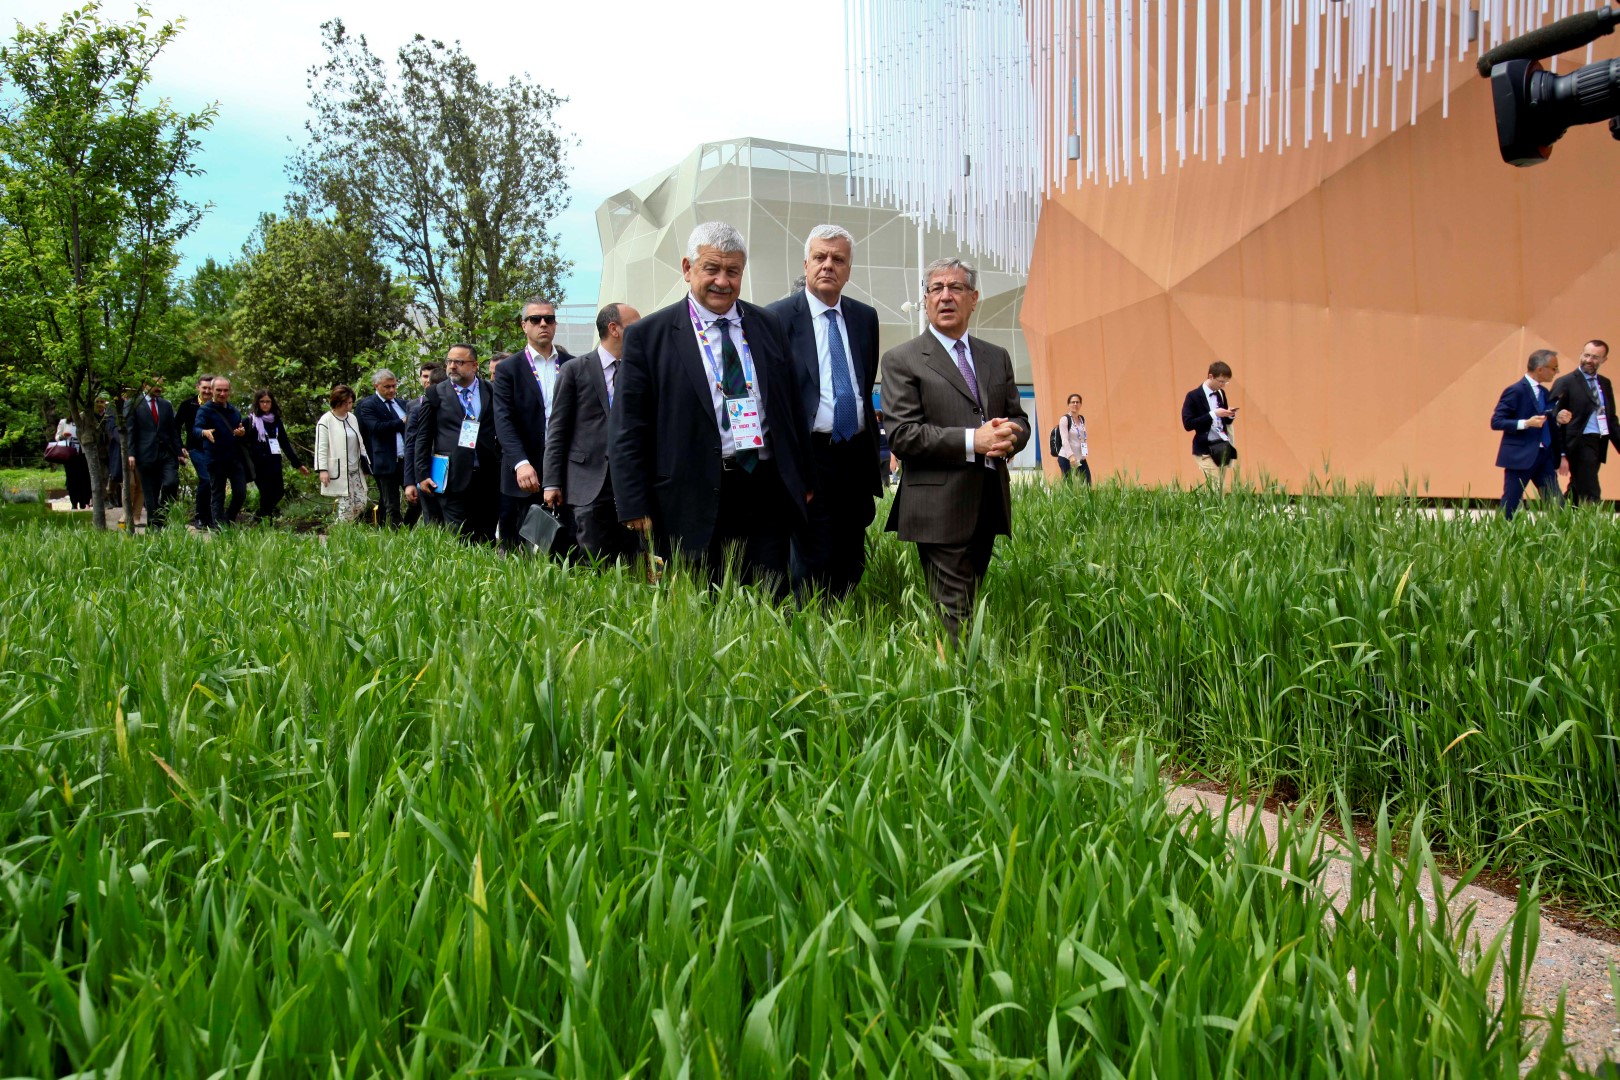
[687,298,755,393]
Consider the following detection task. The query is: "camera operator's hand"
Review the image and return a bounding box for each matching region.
[1526,414,1547,429]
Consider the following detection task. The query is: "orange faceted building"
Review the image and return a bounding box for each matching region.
[1018,17,1620,496]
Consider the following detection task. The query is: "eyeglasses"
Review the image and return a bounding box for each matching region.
[522,313,557,326]
[925,281,972,296]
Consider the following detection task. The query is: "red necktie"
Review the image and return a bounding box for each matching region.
[150,400,159,424]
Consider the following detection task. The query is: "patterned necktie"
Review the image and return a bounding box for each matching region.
[712,316,756,472]
[826,310,859,442]
[457,385,474,417]
[606,360,619,406]
[953,339,980,405]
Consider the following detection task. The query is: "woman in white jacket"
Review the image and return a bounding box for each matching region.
[313,384,371,523]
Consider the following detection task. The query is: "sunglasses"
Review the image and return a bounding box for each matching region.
[522,313,557,326]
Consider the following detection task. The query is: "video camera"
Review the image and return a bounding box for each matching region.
[1480,5,1620,165]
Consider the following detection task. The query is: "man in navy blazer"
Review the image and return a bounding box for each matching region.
[610,221,813,592]
[355,369,410,527]
[1492,349,1572,519]
[494,297,574,552]
[765,225,883,600]
[410,343,500,542]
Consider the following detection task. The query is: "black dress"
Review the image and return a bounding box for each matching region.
[59,424,93,509]
[248,412,302,519]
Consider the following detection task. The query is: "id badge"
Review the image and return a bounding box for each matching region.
[267,438,282,456]
[458,418,480,449]
[726,396,763,448]
[1600,414,1611,437]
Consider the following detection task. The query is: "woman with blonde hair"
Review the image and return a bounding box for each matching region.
[314,384,370,523]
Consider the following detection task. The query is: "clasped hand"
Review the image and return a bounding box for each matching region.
[973,418,1020,458]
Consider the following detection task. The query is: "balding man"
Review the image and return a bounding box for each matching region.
[610,222,813,592]
[883,257,1029,635]
[544,302,642,562]
[765,225,882,601]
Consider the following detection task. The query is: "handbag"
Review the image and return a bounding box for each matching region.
[44,439,80,463]
[1208,440,1237,467]
[519,504,569,557]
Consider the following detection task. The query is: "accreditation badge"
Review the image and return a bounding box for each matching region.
[458,419,480,449]
[726,396,763,448]
[267,438,282,456]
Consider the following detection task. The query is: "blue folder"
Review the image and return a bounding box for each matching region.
[430,454,449,490]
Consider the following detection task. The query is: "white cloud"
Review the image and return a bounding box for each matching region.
[8,0,853,301]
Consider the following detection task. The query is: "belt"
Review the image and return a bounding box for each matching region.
[811,431,860,447]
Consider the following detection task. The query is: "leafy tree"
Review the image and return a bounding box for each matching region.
[289,20,571,348]
[178,255,244,376]
[232,213,406,426]
[0,4,213,527]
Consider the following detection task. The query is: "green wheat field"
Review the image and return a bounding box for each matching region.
[2,483,1616,1076]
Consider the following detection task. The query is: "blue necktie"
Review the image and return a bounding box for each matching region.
[458,386,478,465]
[1536,384,1551,448]
[826,310,859,442]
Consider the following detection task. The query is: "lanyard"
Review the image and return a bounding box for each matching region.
[687,298,755,393]
[527,347,557,387]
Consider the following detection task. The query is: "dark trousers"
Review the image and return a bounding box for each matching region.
[791,435,876,601]
[256,460,286,518]
[374,471,403,527]
[209,459,246,526]
[916,470,1005,635]
[677,459,793,596]
[1564,433,1608,505]
[1059,457,1092,484]
[136,462,177,529]
[499,491,542,552]
[440,467,500,544]
[1502,446,1563,519]
[571,486,639,563]
[191,454,213,528]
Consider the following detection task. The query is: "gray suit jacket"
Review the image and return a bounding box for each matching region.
[542,347,615,506]
[882,330,1029,544]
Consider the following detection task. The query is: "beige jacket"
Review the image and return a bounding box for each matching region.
[313,410,369,496]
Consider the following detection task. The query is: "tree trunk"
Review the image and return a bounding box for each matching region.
[75,403,109,531]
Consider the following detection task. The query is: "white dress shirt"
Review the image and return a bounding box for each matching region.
[689,294,769,460]
[515,346,562,472]
[1204,383,1229,443]
[805,292,863,435]
[929,324,984,463]
[383,395,406,455]
[1516,374,1548,431]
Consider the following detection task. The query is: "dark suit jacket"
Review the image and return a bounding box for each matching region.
[409,378,498,494]
[763,291,883,506]
[1550,369,1620,462]
[355,393,409,476]
[245,413,302,470]
[881,330,1030,544]
[194,402,246,465]
[1181,384,1235,458]
[543,348,615,506]
[610,297,812,556]
[493,346,574,498]
[177,399,208,457]
[401,397,426,487]
[1492,377,1560,470]
[125,395,181,467]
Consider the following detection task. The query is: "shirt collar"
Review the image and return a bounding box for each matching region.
[689,293,739,325]
[527,344,558,364]
[806,290,841,320]
[1525,374,1543,390]
[599,349,619,372]
[928,325,965,354]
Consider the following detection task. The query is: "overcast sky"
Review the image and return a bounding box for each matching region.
[8,0,851,304]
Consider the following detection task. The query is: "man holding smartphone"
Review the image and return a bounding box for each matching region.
[1182,361,1238,490]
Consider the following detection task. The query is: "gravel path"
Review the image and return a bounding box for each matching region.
[1167,784,1620,1074]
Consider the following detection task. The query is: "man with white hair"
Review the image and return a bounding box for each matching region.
[766,225,882,600]
[610,221,814,592]
[356,368,409,527]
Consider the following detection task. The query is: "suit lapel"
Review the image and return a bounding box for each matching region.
[922,334,980,408]
[739,301,771,403]
[792,293,818,397]
[672,309,714,415]
[582,349,611,414]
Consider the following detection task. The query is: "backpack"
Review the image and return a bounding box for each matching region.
[1048,423,1063,456]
